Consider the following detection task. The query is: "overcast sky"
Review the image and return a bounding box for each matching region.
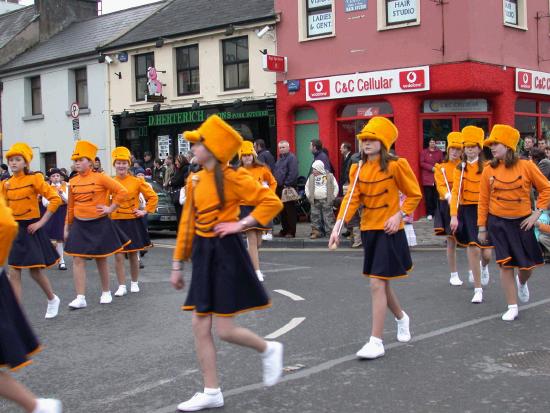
[19,0,162,14]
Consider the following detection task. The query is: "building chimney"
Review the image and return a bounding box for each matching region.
[35,0,99,41]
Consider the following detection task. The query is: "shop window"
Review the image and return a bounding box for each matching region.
[30,76,42,115]
[74,68,88,109]
[378,0,420,31]
[514,98,550,140]
[294,108,319,178]
[176,45,200,96]
[305,0,334,38]
[222,36,249,91]
[134,52,155,101]
[503,0,526,30]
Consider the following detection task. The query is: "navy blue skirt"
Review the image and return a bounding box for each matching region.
[65,216,130,258]
[113,218,152,252]
[240,205,272,231]
[0,270,41,371]
[488,214,543,270]
[8,219,59,269]
[45,204,67,241]
[454,204,493,248]
[183,234,271,316]
[434,199,452,236]
[361,229,413,279]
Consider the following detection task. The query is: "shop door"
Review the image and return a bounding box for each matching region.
[421,115,491,149]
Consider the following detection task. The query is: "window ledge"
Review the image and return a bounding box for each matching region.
[299,33,335,42]
[170,94,203,103]
[217,88,253,97]
[378,21,420,31]
[504,22,527,31]
[65,108,91,116]
[22,114,44,122]
[129,101,155,108]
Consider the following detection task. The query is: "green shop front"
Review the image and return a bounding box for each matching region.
[113,99,276,161]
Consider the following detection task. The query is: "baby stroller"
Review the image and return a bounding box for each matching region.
[295,176,311,222]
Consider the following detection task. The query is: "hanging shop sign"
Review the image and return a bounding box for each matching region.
[148,110,270,127]
[157,135,170,160]
[306,66,429,101]
[516,68,550,96]
[345,0,367,12]
[423,99,488,113]
[262,54,288,73]
[308,11,333,36]
[386,0,418,24]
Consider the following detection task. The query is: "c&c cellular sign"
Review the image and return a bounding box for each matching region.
[306,66,430,101]
[515,68,550,95]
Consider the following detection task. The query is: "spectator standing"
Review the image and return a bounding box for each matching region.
[152,158,165,186]
[519,136,535,159]
[305,160,338,239]
[0,164,10,181]
[339,142,353,195]
[537,137,548,151]
[310,139,331,172]
[93,157,104,173]
[168,154,190,227]
[531,148,550,180]
[254,139,276,171]
[273,140,299,238]
[420,138,444,220]
[142,151,154,170]
[163,155,175,189]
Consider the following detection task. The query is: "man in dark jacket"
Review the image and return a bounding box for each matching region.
[273,140,299,238]
[310,139,331,172]
[339,142,353,195]
[254,139,276,171]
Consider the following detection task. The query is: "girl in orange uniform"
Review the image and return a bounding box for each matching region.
[171,115,283,412]
[238,141,277,282]
[43,168,69,271]
[329,117,422,360]
[450,126,492,304]
[478,125,550,321]
[110,147,158,296]
[0,193,62,413]
[64,140,129,309]
[433,132,464,286]
[1,143,62,319]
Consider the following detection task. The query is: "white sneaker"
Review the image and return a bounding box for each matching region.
[262,341,283,386]
[516,276,530,303]
[114,285,127,297]
[481,263,490,286]
[256,270,265,282]
[68,295,87,309]
[177,392,224,412]
[396,311,411,342]
[356,336,385,359]
[471,288,483,303]
[468,270,474,284]
[99,291,112,304]
[449,272,463,286]
[502,305,519,321]
[130,281,140,293]
[427,215,433,221]
[262,232,273,241]
[33,398,62,413]
[45,295,60,319]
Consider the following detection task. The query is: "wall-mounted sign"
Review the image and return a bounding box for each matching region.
[262,54,288,72]
[504,0,518,25]
[306,66,430,101]
[117,52,128,63]
[308,11,333,36]
[148,110,270,127]
[423,99,488,113]
[178,134,190,155]
[157,135,170,159]
[345,0,367,13]
[386,0,418,24]
[287,80,300,92]
[516,68,550,96]
[308,0,332,7]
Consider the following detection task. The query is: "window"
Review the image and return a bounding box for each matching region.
[135,53,154,101]
[176,45,200,96]
[515,98,550,140]
[42,152,57,172]
[378,0,420,31]
[74,68,88,108]
[30,76,42,115]
[222,36,249,91]
[503,0,526,29]
[306,0,333,38]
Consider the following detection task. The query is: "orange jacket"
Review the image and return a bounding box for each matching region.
[450,161,484,216]
[478,159,550,226]
[434,159,460,200]
[337,158,422,231]
[241,165,277,204]
[109,175,158,220]
[0,171,61,220]
[66,170,128,224]
[173,166,283,261]
[0,193,18,266]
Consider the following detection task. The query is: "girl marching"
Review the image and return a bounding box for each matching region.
[0,192,62,413]
[329,117,422,360]
[1,143,62,319]
[478,125,550,321]
[171,115,284,412]
[239,141,277,282]
[64,140,129,309]
[43,168,69,271]
[450,126,492,304]
[433,132,464,286]
[110,147,158,296]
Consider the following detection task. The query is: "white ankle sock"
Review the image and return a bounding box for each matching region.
[450,272,458,277]
[56,242,65,264]
[204,387,221,395]
[474,288,483,293]
[508,304,518,309]
[77,294,85,299]
[369,336,383,345]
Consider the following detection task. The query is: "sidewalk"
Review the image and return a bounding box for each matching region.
[263,217,446,249]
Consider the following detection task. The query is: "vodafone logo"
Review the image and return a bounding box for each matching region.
[399,69,425,90]
[517,71,532,90]
[308,79,331,98]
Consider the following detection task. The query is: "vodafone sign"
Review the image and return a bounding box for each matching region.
[516,68,550,95]
[306,66,430,101]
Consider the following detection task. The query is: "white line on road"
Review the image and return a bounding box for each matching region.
[263,266,311,273]
[273,289,305,301]
[265,317,306,339]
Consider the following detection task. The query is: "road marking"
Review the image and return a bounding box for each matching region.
[152,244,446,252]
[150,297,550,413]
[273,289,305,301]
[263,266,311,273]
[264,317,306,339]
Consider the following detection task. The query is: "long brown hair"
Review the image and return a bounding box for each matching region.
[213,162,225,208]
[489,148,519,169]
[238,153,266,168]
[361,145,398,172]
[458,147,484,174]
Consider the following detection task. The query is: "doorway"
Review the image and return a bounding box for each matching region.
[420,115,491,150]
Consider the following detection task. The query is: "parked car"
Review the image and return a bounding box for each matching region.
[145,179,178,231]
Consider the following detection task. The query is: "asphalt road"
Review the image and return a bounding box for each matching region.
[2,243,550,413]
